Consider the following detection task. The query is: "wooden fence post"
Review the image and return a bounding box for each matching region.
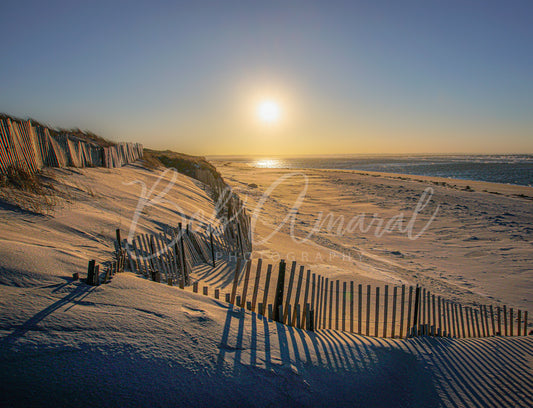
[283,262,297,324]
[523,311,528,336]
[87,260,96,285]
[375,287,380,337]
[459,304,466,338]
[251,259,263,313]
[383,285,389,338]
[329,280,334,330]
[467,307,473,337]
[503,305,508,336]
[210,227,216,267]
[391,286,397,338]
[273,260,286,322]
[350,281,354,333]
[342,282,347,331]
[215,289,220,299]
[93,265,100,286]
[335,280,340,330]
[240,260,252,308]
[412,286,420,336]
[479,305,485,337]
[316,275,324,330]
[399,285,405,338]
[311,274,317,329]
[291,266,304,327]
[178,224,188,286]
[236,222,244,259]
[321,277,329,329]
[407,287,413,337]
[518,310,522,336]
[230,258,243,305]
[421,288,426,332]
[366,285,371,336]
[260,264,273,317]
[116,228,122,250]
[474,307,481,337]
[358,284,362,334]
[490,305,496,336]
[510,308,514,336]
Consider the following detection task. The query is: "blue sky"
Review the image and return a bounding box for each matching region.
[1,0,532,155]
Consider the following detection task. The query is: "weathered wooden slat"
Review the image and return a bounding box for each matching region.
[497,306,502,336]
[490,305,496,337]
[316,275,324,330]
[240,260,252,308]
[283,262,297,324]
[311,273,317,329]
[375,287,380,337]
[251,258,263,312]
[474,308,481,337]
[391,286,397,338]
[358,284,363,334]
[503,305,508,336]
[383,285,389,338]
[321,277,329,329]
[366,285,371,336]
[260,264,273,317]
[301,270,312,328]
[230,258,243,305]
[350,281,354,333]
[335,280,340,330]
[342,281,347,331]
[329,280,334,330]
[291,266,304,327]
[407,287,413,337]
[273,260,286,322]
[459,304,466,338]
[399,285,405,338]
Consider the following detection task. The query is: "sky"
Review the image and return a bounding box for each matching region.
[1,0,532,156]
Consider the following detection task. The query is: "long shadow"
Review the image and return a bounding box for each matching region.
[408,337,485,408]
[432,337,533,407]
[1,283,94,348]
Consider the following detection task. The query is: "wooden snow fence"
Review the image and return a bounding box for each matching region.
[0,117,143,174]
[120,224,237,289]
[180,258,531,338]
[85,242,127,286]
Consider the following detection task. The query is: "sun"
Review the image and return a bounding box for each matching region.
[257,100,280,123]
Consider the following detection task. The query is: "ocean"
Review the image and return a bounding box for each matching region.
[213,155,533,187]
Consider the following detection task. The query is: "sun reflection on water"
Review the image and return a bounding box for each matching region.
[254,159,281,168]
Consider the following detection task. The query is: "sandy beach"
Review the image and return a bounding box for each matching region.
[1,162,532,407]
[212,161,533,318]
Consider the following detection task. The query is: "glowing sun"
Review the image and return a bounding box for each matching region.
[257,100,280,123]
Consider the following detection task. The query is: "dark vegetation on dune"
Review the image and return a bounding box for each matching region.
[142,149,226,200]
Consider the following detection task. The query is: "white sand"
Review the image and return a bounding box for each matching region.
[213,162,533,320]
[1,162,532,407]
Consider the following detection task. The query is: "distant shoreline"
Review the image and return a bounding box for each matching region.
[210,154,533,187]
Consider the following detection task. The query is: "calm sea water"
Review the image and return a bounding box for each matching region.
[213,155,533,186]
